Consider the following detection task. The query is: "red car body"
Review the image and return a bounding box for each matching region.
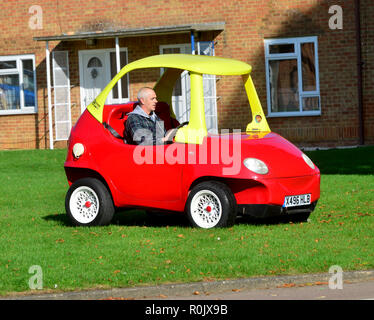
[65,102,320,222]
[64,54,320,228]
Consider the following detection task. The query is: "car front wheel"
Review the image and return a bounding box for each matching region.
[65,178,114,226]
[185,181,237,229]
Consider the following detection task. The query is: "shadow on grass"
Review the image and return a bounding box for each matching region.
[305,146,374,175]
[44,210,191,228]
[44,213,71,226]
[237,215,306,226]
[44,209,296,228]
[114,209,191,228]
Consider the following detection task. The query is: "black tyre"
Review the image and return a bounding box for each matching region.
[65,178,115,226]
[185,181,237,229]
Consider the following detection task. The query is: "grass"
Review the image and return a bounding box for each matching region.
[303,146,374,175]
[0,147,373,295]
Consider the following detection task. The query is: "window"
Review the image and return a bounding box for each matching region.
[110,51,128,100]
[161,47,182,96]
[0,54,37,114]
[160,42,218,133]
[264,37,320,117]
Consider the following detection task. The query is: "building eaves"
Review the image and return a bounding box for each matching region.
[33,22,225,42]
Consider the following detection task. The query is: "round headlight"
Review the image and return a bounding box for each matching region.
[302,153,315,170]
[243,158,269,175]
[72,143,85,159]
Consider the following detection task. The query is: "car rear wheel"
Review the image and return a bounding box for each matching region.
[65,178,114,226]
[186,181,237,229]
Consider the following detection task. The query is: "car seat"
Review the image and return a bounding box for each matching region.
[102,102,138,142]
[155,101,180,131]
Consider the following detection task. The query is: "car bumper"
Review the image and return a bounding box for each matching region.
[233,173,320,206]
[238,200,318,219]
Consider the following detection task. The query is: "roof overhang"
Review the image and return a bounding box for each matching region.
[33,22,225,42]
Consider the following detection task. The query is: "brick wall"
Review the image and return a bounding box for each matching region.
[0,0,372,149]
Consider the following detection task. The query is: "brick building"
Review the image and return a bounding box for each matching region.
[0,0,372,149]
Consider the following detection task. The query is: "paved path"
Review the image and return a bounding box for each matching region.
[145,279,374,300]
[2,269,373,300]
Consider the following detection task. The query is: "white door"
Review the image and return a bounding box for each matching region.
[79,49,129,113]
[79,51,107,112]
[160,43,218,133]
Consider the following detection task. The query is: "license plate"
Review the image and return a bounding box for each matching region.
[283,194,311,207]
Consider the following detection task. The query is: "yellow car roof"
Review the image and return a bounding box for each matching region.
[87,54,269,140]
[126,54,252,75]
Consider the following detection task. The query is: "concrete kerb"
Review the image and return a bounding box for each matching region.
[2,269,374,300]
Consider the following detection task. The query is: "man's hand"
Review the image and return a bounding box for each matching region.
[162,128,178,142]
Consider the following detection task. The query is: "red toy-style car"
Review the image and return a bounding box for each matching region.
[64,54,320,229]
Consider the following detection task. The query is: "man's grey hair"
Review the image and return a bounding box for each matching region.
[137,87,154,104]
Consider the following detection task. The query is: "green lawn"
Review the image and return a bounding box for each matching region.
[0,147,373,295]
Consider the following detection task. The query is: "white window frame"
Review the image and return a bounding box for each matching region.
[264,36,320,117]
[52,51,72,141]
[107,48,129,105]
[0,54,37,115]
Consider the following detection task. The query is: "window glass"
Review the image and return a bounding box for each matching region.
[302,96,319,111]
[199,42,214,56]
[110,51,128,99]
[0,60,17,69]
[301,42,316,92]
[22,59,35,107]
[269,43,294,54]
[0,74,21,110]
[162,47,182,96]
[269,59,299,112]
[87,57,102,68]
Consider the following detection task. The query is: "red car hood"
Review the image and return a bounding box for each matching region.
[207,132,319,179]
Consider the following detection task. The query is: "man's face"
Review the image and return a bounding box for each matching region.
[141,89,158,114]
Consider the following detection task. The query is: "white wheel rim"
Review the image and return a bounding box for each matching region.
[69,186,100,224]
[190,190,222,228]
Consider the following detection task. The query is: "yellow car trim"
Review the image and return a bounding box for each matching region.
[86,54,270,144]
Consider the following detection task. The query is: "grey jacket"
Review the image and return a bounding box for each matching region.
[125,106,166,145]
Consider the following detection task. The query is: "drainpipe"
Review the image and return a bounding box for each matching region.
[191,31,195,55]
[46,41,54,150]
[355,0,364,145]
